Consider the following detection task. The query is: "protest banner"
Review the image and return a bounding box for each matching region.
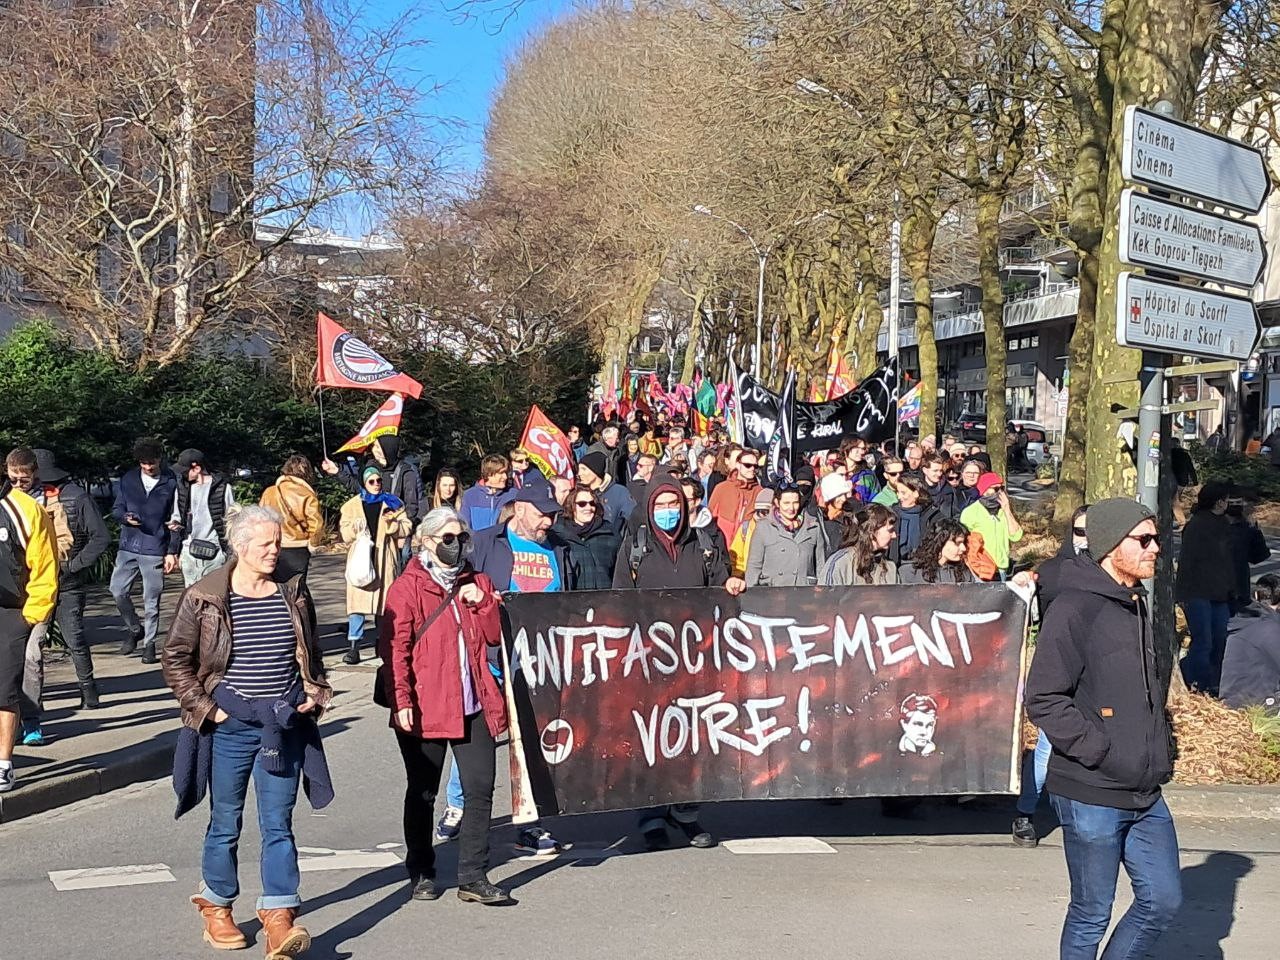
[503,583,1030,820]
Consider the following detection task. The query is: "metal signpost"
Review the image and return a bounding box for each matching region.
[1117,104,1270,515]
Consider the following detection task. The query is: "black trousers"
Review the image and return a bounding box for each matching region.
[275,548,317,640]
[394,713,496,885]
[56,584,94,684]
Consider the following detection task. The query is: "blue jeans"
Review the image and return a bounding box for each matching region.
[1016,730,1052,815]
[445,760,464,809]
[1050,794,1182,960]
[347,613,366,643]
[1180,599,1230,694]
[200,717,304,910]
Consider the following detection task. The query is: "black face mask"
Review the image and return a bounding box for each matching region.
[435,540,464,567]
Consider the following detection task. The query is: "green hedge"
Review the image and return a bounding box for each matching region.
[1188,442,1280,501]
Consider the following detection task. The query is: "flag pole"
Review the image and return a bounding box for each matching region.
[318,386,330,460]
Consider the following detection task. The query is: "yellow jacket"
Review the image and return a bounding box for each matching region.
[1,488,58,625]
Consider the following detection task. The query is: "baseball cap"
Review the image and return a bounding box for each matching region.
[512,486,561,514]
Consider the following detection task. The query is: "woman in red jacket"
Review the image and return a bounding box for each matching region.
[377,506,511,906]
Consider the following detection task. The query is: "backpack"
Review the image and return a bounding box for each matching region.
[628,521,717,585]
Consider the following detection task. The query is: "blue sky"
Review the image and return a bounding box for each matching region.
[389,0,575,177]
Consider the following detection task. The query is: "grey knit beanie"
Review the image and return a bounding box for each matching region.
[1086,498,1156,560]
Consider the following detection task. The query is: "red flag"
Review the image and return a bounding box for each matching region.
[520,405,575,480]
[335,394,404,454]
[316,312,423,399]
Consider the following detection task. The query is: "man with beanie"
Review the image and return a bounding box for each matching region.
[168,449,238,590]
[577,450,634,532]
[959,471,1023,576]
[1025,498,1180,960]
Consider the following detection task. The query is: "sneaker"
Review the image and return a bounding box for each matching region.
[1011,815,1038,848]
[0,766,13,793]
[435,806,463,842]
[457,880,513,905]
[21,723,44,747]
[342,645,361,666]
[514,826,561,855]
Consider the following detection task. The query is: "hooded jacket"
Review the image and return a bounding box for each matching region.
[1220,602,1280,711]
[33,450,109,581]
[260,475,324,549]
[336,436,423,523]
[1035,539,1087,614]
[1025,558,1175,810]
[460,482,515,533]
[553,513,622,591]
[613,480,730,590]
[745,510,827,587]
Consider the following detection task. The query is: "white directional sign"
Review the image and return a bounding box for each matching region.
[1117,272,1261,361]
[1122,106,1270,214]
[1118,189,1267,288]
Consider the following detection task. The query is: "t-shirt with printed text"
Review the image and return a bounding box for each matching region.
[506,530,562,593]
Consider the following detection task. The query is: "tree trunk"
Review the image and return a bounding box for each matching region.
[903,202,939,441]
[680,288,705,384]
[1086,0,1214,500]
[976,190,1008,472]
[172,0,199,343]
[1055,251,1098,526]
[848,230,885,378]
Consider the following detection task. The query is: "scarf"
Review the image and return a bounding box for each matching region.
[360,466,404,510]
[421,552,464,590]
[773,507,802,533]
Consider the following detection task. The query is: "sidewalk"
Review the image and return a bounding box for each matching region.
[0,555,376,823]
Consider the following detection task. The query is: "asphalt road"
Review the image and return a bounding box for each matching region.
[2,692,1278,960]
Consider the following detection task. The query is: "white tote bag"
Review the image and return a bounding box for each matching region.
[344,531,376,588]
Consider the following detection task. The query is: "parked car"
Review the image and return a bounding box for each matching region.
[954,410,987,442]
[1007,420,1051,468]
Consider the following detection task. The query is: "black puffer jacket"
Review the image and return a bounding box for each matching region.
[1025,558,1175,810]
[553,517,622,591]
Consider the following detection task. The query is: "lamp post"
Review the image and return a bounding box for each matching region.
[693,204,768,376]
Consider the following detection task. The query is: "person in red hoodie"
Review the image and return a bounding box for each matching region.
[707,447,763,546]
[378,506,512,906]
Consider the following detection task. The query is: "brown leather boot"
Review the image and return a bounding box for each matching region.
[256,908,310,959]
[191,896,248,951]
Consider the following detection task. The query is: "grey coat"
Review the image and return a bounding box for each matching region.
[746,513,827,587]
[821,547,899,586]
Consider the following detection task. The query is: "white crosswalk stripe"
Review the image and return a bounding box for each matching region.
[48,864,176,891]
[722,837,837,855]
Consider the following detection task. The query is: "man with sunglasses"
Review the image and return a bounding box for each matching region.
[707,447,763,547]
[871,457,906,507]
[1026,499,1180,960]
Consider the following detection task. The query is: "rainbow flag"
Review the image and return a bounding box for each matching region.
[897,382,921,424]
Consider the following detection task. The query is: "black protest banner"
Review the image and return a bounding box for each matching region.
[791,358,900,455]
[737,370,795,483]
[502,583,1029,820]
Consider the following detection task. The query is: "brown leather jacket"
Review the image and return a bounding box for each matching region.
[161,562,331,730]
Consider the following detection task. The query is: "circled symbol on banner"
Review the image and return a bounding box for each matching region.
[540,719,574,765]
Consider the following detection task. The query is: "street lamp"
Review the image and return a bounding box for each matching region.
[693,204,768,376]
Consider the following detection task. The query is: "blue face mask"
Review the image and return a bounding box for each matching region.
[653,507,681,532]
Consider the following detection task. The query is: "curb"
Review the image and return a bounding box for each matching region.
[1163,784,1280,820]
[0,672,376,824]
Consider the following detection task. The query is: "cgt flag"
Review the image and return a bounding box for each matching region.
[316,312,423,399]
[520,405,575,480]
[335,394,404,454]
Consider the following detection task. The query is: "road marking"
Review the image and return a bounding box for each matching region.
[297,850,403,873]
[722,837,837,855]
[48,864,176,891]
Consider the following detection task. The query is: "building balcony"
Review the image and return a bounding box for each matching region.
[877,281,1080,351]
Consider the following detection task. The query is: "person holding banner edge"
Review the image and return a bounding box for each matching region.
[613,476,745,850]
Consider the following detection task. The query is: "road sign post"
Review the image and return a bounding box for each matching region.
[1118,189,1267,287]
[1116,272,1262,361]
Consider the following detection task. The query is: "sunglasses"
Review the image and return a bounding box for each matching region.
[573,500,597,509]
[884,470,903,479]
[1126,533,1160,549]
[740,461,759,470]
[1072,526,1087,537]
[435,532,471,547]
[366,478,383,485]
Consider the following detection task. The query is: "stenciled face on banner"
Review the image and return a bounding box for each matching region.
[504,583,1028,816]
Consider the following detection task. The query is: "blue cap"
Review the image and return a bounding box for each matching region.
[512,485,560,514]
